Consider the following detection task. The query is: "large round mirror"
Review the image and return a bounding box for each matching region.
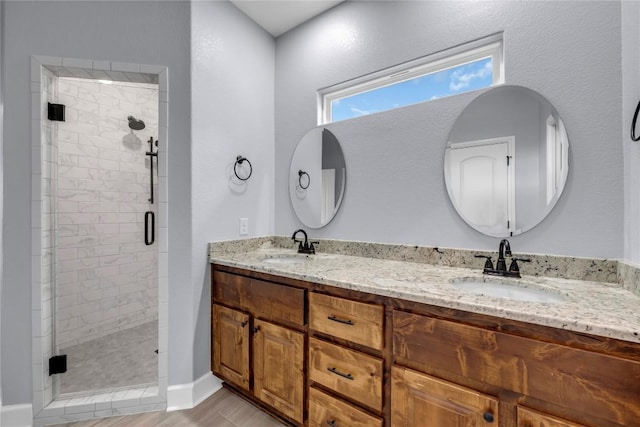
[289,128,346,228]
[444,85,569,237]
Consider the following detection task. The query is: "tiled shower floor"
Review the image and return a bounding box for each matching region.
[59,321,158,396]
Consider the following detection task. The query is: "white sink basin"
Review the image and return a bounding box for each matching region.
[451,278,567,303]
[260,254,308,265]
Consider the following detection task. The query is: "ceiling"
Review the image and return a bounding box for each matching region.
[230,0,343,37]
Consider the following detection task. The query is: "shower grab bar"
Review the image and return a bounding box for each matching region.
[146,137,158,204]
[145,211,155,245]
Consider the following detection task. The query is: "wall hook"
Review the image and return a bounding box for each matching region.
[234,156,252,181]
[632,100,640,141]
[298,170,310,189]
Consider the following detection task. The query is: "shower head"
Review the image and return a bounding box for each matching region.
[127,116,146,131]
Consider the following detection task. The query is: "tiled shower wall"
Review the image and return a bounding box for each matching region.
[54,78,158,349]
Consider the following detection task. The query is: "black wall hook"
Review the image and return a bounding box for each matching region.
[298,170,310,189]
[632,100,640,141]
[234,156,252,181]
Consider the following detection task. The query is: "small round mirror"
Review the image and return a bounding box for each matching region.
[444,85,569,237]
[289,128,346,228]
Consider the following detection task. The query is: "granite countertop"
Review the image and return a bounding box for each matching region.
[210,248,640,344]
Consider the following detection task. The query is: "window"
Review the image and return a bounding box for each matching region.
[318,34,504,124]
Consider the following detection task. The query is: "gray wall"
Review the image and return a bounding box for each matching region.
[191,0,275,381]
[275,1,623,259]
[1,1,191,404]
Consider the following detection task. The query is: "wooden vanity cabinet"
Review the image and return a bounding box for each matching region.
[212,264,640,427]
[211,267,306,425]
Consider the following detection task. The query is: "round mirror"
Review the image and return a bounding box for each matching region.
[444,85,569,237]
[289,128,346,228]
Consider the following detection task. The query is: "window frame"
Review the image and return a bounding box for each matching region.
[318,34,504,125]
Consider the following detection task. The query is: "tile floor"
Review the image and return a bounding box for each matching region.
[51,388,285,427]
[60,321,158,396]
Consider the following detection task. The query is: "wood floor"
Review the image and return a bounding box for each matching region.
[52,388,285,427]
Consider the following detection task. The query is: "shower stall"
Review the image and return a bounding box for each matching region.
[43,72,160,397]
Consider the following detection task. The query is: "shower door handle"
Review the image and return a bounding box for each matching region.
[145,211,155,245]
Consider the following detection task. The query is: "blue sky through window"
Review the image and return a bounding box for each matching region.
[331,57,493,122]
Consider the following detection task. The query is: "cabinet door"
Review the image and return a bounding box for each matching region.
[518,406,587,427]
[253,319,305,423]
[392,366,499,426]
[212,304,250,391]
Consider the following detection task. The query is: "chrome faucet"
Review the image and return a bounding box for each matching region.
[475,239,530,278]
[291,229,318,254]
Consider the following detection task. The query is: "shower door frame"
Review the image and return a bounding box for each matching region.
[30,55,170,423]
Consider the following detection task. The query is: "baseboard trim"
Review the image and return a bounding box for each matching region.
[166,372,221,411]
[1,403,34,427]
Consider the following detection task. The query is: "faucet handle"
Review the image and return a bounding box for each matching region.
[508,258,531,273]
[474,255,494,272]
[309,241,319,254]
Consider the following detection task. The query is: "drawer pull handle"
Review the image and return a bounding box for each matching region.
[327,367,353,380]
[326,420,337,427]
[328,315,354,326]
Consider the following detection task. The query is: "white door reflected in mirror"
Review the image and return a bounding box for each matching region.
[448,137,514,236]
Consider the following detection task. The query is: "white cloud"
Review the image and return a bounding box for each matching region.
[449,61,492,91]
[350,107,372,116]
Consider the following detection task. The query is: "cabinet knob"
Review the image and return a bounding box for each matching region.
[240,321,247,328]
[326,420,337,427]
[253,326,260,333]
[483,411,494,423]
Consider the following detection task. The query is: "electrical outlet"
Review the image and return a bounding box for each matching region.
[239,218,249,235]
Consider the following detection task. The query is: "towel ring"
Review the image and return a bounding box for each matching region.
[298,170,310,189]
[632,100,640,141]
[234,156,252,181]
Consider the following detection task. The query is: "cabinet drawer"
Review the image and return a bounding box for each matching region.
[393,310,640,426]
[213,270,305,326]
[308,387,383,427]
[309,292,384,349]
[309,337,383,411]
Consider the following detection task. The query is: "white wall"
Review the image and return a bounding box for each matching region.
[2,1,190,405]
[275,1,623,259]
[623,1,640,264]
[190,1,274,380]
